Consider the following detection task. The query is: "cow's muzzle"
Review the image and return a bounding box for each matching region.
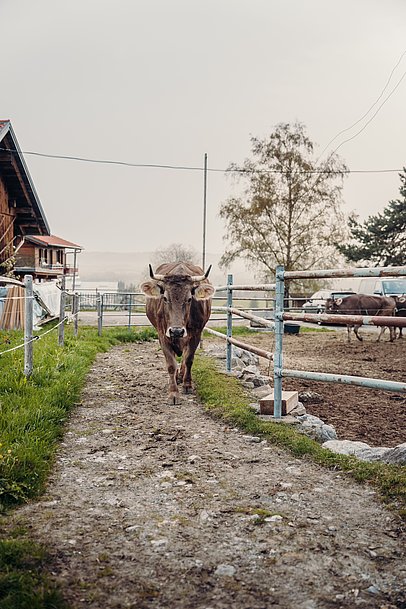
[167,326,187,339]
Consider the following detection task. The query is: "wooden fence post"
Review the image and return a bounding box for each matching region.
[24,274,33,377]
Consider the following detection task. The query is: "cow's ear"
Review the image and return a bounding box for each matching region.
[193,283,215,300]
[141,281,162,298]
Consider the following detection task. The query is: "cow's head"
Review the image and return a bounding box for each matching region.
[141,265,215,339]
[325,297,339,313]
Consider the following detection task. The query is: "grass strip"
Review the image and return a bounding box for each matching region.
[0,325,156,509]
[193,353,406,520]
[0,324,157,608]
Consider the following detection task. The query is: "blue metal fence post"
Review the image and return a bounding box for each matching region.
[97,294,102,336]
[273,265,284,418]
[24,274,33,377]
[226,274,233,372]
[128,294,132,330]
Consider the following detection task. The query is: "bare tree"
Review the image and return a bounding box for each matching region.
[220,122,348,294]
[152,243,198,267]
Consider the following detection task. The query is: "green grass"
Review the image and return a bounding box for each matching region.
[0,536,69,609]
[192,353,406,519]
[0,324,157,608]
[0,324,156,509]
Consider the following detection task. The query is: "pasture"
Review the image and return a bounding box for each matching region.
[242,328,406,447]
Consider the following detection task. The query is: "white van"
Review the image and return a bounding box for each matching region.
[358,277,406,297]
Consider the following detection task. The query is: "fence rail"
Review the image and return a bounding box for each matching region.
[2,267,406,407]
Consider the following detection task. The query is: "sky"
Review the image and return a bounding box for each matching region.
[1,0,406,258]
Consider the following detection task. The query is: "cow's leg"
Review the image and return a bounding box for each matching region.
[180,335,201,394]
[161,342,181,404]
[376,326,385,342]
[353,324,363,341]
[346,325,351,342]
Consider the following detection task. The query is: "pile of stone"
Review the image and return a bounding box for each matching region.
[322,440,406,465]
[205,342,406,464]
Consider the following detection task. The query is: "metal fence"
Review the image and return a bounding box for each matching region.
[4,268,406,410]
[209,266,406,419]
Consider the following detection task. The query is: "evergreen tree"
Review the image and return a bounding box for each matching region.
[338,169,406,266]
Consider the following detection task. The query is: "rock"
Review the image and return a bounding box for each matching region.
[243,435,262,443]
[289,402,306,416]
[188,454,201,463]
[252,384,273,398]
[322,440,406,464]
[366,585,380,595]
[242,381,255,389]
[241,365,260,377]
[151,538,168,548]
[214,564,236,577]
[265,514,283,522]
[299,391,323,403]
[296,414,337,443]
[356,447,391,462]
[381,443,406,465]
[322,440,371,456]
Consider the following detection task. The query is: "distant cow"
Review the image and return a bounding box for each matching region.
[325,294,396,342]
[141,262,215,404]
[395,295,406,339]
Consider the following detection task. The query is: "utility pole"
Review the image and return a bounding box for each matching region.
[202,152,208,270]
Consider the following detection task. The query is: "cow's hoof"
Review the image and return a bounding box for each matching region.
[183,385,193,394]
[168,393,181,405]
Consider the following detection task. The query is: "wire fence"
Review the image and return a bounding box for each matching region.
[2,269,406,406]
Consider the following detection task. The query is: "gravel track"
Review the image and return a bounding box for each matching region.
[11,341,406,609]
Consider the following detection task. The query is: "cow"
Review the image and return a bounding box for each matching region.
[394,295,406,339]
[141,262,215,404]
[325,294,396,343]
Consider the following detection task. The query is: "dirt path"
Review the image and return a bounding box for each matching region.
[12,342,405,609]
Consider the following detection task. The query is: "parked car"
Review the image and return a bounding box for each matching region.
[358,277,406,297]
[302,289,356,314]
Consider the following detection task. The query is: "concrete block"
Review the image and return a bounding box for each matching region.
[259,391,299,416]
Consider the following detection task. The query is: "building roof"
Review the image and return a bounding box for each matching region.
[25,234,82,250]
[0,120,50,235]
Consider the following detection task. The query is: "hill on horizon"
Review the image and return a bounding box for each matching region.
[77,251,255,285]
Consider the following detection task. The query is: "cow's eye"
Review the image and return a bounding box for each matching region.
[163,295,169,303]
[188,297,192,303]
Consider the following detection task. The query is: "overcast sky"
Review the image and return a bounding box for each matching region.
[1,0,406,257]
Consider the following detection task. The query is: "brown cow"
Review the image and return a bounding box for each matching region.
[141,262,215,404]
[394,295,406,338]
[325,294,396,342]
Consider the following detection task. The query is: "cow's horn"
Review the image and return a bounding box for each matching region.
[191,265,212,282]
[149,264,165,281]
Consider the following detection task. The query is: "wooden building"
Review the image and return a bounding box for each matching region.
[0,120,81,282]
[0,120,49,272]
[14,234,82,282]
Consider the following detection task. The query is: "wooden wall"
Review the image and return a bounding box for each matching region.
[0,176,15,267]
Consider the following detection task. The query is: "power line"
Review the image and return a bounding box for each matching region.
[330,68,406,157]
[318,48,406,161]
[0,147,402,175]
